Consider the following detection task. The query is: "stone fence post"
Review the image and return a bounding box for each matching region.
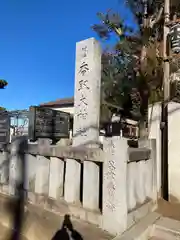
[34,139,50,202]
[9,136,28,196]
[148,139,157,201]
[102,136,129,235]
[0,151,9,194]
[139,138,157,201]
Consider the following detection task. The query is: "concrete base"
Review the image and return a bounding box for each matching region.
[113,211,180,240]
[127,200,157,229]
[27,192,102,226]
[0,191,158,237]
[152,217,180,239]
[113,212,161,240]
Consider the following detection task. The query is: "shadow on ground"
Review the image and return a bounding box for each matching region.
[156,196,180,221]
[51,214,83,240]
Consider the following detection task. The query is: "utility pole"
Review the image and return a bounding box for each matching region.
[161,0,170,201]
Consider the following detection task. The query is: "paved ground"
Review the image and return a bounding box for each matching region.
[148,238,164,240]
[0,210,112,240]
[0,194,113,240]
[0,224,28,240]
[1,197,180,239]
[0,223,10,240]
[156,199,180,221]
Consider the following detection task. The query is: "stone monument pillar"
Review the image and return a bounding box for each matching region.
[102,137,128,235]
[64,38,102,209]
[73,37,101,147]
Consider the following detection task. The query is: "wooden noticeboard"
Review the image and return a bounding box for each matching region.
[28,106,70,142]
[169,23,180,54]
[0,111,10,147]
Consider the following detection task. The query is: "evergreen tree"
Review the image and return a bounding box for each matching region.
[0,79,8,111]
[93,0,180,136]
[0,79,7,89]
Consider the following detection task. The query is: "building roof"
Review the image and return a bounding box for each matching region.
[40,97,74,107]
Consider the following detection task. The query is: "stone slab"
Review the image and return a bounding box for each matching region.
[27,144,104,162]
[152,216,180,239]
[49,157,64,199]
[113,212,161,240]
[127,200,157,230]
[35,156,49,195]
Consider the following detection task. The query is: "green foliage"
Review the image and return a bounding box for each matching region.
[0,107,6,111]
[93,1,180,124]
[0,79,8,111]
[0,79,8,89]
[93,11,149,120]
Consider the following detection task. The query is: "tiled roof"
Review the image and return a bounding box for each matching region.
[40,97,74,107]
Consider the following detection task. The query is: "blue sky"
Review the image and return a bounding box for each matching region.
[0,0,133,110]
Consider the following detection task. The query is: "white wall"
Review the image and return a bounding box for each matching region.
[149,101,180,202]
[53,106,74,115]
[148,103,161,196]
[167,102,180,202]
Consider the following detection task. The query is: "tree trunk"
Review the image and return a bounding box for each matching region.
[139,42,148,138]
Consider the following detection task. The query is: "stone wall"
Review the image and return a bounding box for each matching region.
[0,135,157,236]
[149,101,180,202]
